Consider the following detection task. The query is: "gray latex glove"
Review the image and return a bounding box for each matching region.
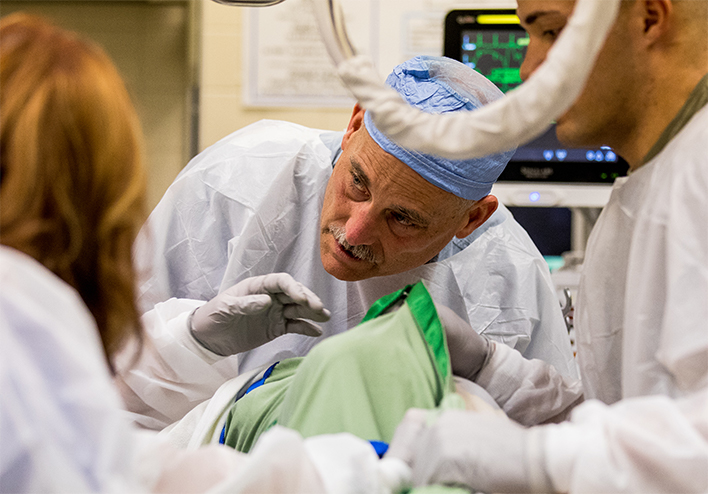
[435,303,492,381]
[190,273,331,356]
[387,408,552,493]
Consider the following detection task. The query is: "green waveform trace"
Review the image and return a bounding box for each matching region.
[461,31,529,92]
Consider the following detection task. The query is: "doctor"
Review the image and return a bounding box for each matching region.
[121,56,578,429]
[388,1,708,492]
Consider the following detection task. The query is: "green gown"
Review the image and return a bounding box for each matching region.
[221,281,465,456]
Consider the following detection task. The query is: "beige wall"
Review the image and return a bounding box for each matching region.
[198,0,352,151]
[1,0,352,209]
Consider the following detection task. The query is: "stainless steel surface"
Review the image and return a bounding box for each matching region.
[560,288,573,334]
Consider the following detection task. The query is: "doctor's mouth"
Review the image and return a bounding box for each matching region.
[324,224,382,265]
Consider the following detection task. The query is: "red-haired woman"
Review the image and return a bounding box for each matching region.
[0,13,248,492]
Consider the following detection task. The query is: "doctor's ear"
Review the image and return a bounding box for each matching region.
[455,195,498,239]
[342,104,366,148]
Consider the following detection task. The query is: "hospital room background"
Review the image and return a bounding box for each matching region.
[1,0,627,337]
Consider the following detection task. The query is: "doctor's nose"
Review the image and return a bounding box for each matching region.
[519,42,546,81]
[344,203,379,246]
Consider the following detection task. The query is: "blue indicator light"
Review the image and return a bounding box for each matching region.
[555,149,567,161]
[586,150,595,161]
[529,192,541,202]
[595,152,604,162]
[543,150,554,161]
[605,151,617,162]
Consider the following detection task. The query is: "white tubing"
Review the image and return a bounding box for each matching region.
[332,0,621,159]
[310,0,356,67]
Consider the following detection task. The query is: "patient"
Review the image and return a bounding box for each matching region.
[167,282,500,457]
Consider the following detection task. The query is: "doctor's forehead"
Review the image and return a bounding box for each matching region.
[516,0,575,25]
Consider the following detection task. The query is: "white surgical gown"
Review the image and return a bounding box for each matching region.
[0,246,249,493]
[124,119,577,428]
[476,103,708,492]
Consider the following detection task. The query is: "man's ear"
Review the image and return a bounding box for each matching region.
[341,104,366,150]
[639,0,672,43]
[455,195,498,239]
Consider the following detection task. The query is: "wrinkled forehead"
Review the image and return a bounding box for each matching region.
[357,129,469,217]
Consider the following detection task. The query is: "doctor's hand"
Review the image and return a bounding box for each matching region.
[386,408,552,493]
[189,273,331,356]
[435,303,492,381]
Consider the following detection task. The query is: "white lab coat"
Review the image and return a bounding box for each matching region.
[124,119,577,429]
[0,246,248,493]
[477,104,708,492]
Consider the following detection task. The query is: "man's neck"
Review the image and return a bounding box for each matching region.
[621,61,708,171]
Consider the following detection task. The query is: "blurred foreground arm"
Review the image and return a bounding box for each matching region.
[388,388,708,493]
[387,408,552,493]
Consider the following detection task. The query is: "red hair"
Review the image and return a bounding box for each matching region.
[0,13,147,366]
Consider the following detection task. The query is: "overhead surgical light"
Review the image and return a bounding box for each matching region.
[211,0,286,6]
[309,0,356,67]
[212,0,622,160]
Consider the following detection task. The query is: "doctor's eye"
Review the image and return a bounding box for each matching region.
[390,212,415,227]
[347,171,369,199]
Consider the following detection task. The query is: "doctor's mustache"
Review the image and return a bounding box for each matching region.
[322,225,382,265]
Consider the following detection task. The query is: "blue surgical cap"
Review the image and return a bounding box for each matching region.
[364,56,516,200]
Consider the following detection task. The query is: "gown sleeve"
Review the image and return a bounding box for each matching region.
[114,298,241,430]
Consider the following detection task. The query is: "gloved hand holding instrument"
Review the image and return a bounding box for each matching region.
[189,273,331,356]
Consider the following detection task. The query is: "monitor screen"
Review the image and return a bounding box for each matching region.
[444,9,629,185]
